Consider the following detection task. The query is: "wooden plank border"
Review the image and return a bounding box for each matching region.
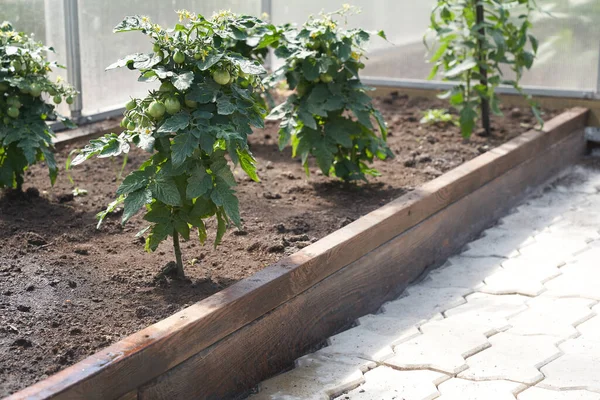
[6,108,588,400]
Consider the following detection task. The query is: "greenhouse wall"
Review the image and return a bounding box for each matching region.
[1,0,599,120]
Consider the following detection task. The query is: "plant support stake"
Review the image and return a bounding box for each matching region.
[476,1,491,136]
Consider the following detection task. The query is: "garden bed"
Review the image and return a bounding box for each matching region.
[0,94,581,398]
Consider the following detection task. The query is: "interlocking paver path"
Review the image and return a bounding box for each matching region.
[250,165,600,400]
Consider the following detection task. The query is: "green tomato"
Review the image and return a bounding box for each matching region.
[240,79,250,88]
[193,53,202,60]
[213,69,231,85]
[0,82,8,91]
[296,81,309,97]
[159,81,176,93]
[125,99,136,110]
[147,101,166,119]
[184,95,197,109]
[7,107,19,118]
[66,96,74,105]
[173,51,185,64]
[6,96,21,108]
[319,73,333,83]
[120,117,130,128]
[29,83,42,97]
[3,117,10,125]
[127,121,136,131]
[53,95,62,104]
[48,88,57,96]
[153,43,161,53]
[164,97,181,115]
[11,60,22,72]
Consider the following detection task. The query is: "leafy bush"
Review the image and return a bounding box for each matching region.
[71,11,267,278]
[267,6,393,182]
[420,108,456,126]
[426,0,542,138]
[0,21,76,191]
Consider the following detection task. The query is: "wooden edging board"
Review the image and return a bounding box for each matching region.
[6,108,589,400]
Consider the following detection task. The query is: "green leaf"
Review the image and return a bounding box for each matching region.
[171,132,197,167]
[298,109,317,130]
[186,166,213,199]
[113,15,150,33]
[117,170,150,195]
[237,149,259,182]
[158,113,190,133]
[123,189,152,223]
[227,54,266,75]
[211,178,240,227]
[444,59,477,78]
[151,176,182,206]
[214,208,227,247]
[196,52,223,70]
[144,202,172,223]
[302,58,320,81]
[145,221,172,252]
[173,217,190,241]
[217,97,236,115]
[171,71,194,91]
[459,106,478,138]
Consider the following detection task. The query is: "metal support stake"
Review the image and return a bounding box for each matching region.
[261,0,273,72]
[63,0,83,121]
[596,42,600,98]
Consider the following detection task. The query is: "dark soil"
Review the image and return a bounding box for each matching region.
[0,93,560,396]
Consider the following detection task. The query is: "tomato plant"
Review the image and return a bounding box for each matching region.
[71,11,266,279]
[426,0,542,138]
[0,21,76,191]
[266,6,393,182]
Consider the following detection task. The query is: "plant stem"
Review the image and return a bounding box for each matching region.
[172,230,186,279]
[476,1,491,136]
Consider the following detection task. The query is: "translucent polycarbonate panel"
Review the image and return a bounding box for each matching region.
[526,0,600,91]
[1,0,70,115]
[272,0,600,92]
[77,0,261,115]
[270,1,437,80]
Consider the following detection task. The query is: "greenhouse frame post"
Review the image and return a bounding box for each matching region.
[597,43,600,97]
[261,0,273,71]
[63,0,83,121]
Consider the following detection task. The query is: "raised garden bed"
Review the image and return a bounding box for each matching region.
[0,93,587,399]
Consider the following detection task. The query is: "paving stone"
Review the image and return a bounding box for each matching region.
[545,218,600,240]
[507,297,595,339]
[443,292,528,332]
[553,167,600,194]
[497,205,564,232]
[543,261,600,301]
[316,326,395,362]
[386,319,490,374]
[576,305,600,340]
[459,332,561,385]
[518,387,600,400]
[519,231,592,261]
[420,257,504,290]
[356,314,420,345]
[461,227,535,258]
[253,354,375,400]
[437,378,525,400]
[334,367,449,400]
[540,338,600,393]
[522,190,587,210]
[380,285,470,326]
[477,255,562,296]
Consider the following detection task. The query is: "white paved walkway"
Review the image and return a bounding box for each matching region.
[249,164,600,400]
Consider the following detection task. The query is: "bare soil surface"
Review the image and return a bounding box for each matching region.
[0,93,560,396]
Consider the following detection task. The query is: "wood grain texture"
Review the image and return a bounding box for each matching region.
[5,109,587,400]
[138,130,586,400]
